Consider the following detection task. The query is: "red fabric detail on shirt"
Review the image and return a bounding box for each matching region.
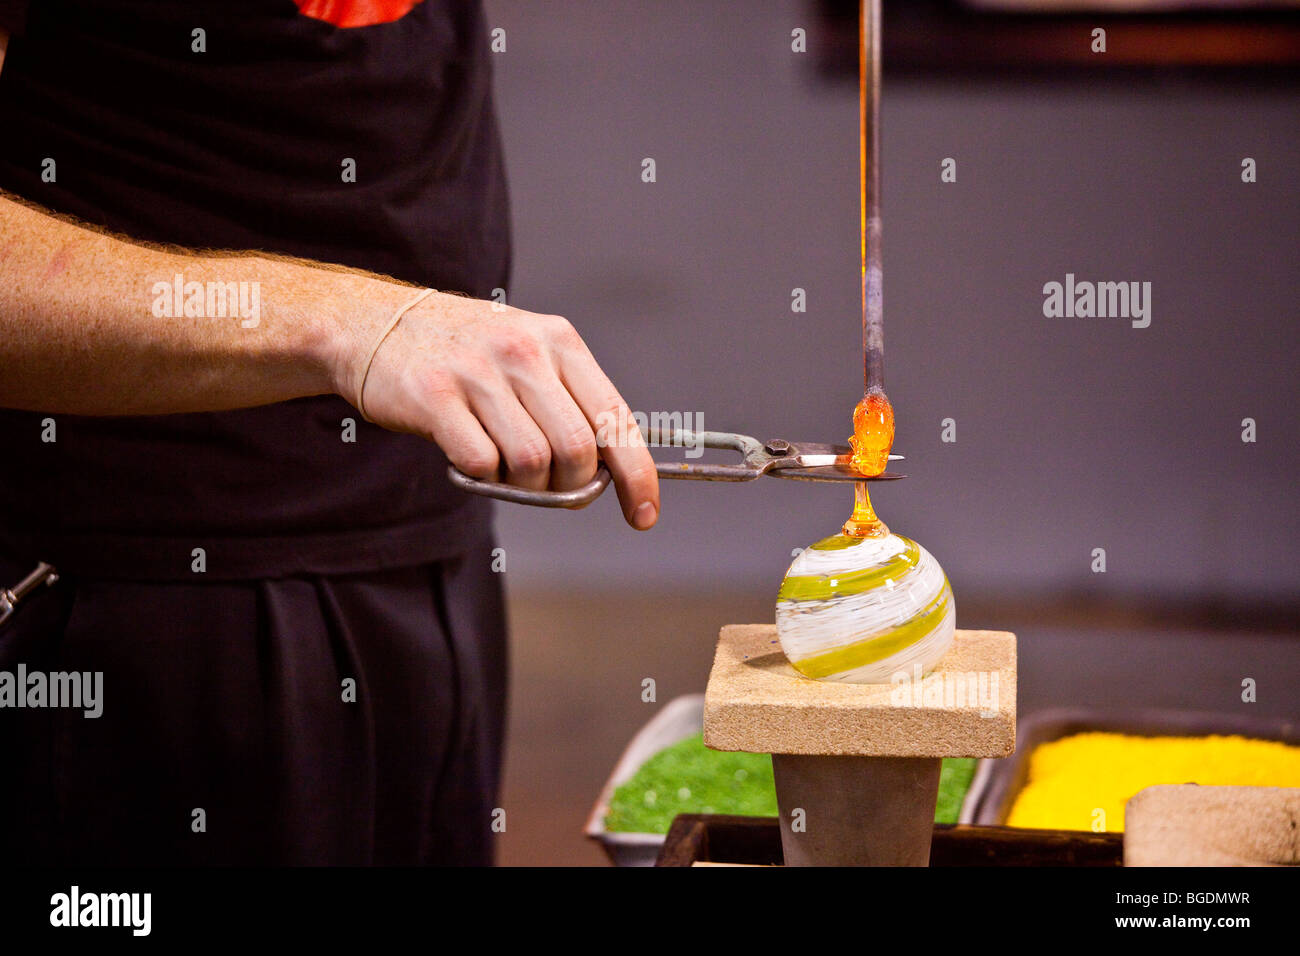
[294,0,424,28]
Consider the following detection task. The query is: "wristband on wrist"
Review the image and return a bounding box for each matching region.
[355,287,436,422]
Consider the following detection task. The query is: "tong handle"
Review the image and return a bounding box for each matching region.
[446,426,766,507]
[447,462,613,509]
[642,426,757,456]
[646,427,766,481]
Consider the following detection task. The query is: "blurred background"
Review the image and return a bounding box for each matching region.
[482,0,1300,864]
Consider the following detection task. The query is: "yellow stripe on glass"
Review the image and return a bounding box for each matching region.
[789,578,951,680]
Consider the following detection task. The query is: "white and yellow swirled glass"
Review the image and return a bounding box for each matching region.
[775,532,955,684]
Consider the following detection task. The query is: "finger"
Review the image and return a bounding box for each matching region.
[425,396,501,481]
[465,381,553,491]
[556,349,659,530]
[513,374,599,492]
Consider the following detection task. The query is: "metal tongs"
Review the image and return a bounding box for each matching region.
[0,562,59,629]
[447,424,904,508]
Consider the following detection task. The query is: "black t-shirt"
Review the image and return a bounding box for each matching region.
[0,0,510,579]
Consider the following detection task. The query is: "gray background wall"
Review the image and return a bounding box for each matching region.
[484,0,1299,607]
[480,0,1297,866]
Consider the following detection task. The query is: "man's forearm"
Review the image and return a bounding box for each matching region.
[0,191,416,415]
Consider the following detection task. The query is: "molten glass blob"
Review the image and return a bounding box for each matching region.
[848,387,894,477]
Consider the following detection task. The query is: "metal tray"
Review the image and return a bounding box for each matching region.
[584,694,708,867]
[970,707,1300,827]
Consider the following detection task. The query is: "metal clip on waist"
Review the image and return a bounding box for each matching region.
[0,562,60,629]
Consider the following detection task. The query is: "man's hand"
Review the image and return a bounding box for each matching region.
[334,292,660,530]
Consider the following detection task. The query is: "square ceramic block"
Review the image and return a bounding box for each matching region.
[704,625,1016,758]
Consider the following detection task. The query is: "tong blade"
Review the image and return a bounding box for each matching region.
[771,462,907,482]
[765,440,906,482]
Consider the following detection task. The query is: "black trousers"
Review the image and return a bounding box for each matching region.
[0,549,508,866]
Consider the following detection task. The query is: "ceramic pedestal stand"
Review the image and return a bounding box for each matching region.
[703,625,1017,866]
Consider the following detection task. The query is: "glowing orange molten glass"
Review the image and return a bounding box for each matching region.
[842,480,888,538]
[842,388,894,538]
[848,388,894,477]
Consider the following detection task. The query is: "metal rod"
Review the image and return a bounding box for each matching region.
[861,0,884,393]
